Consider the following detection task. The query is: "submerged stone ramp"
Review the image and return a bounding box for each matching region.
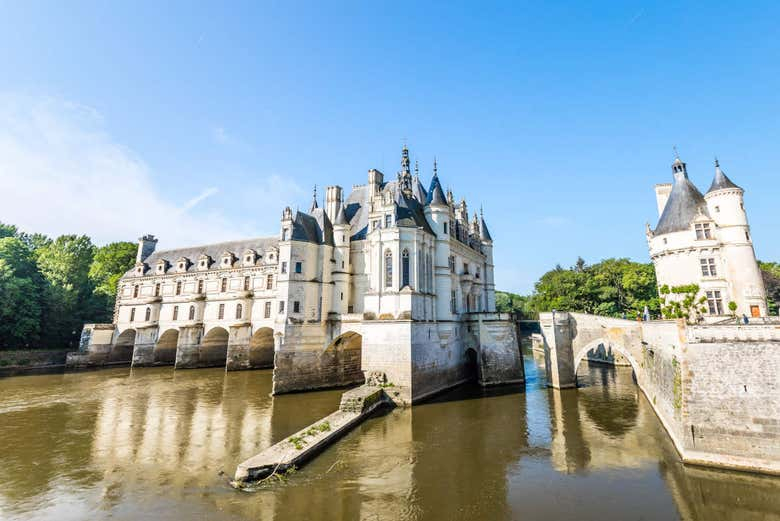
[233,385,390,485]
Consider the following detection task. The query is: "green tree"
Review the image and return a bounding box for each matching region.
[35,235,96,348]
[0,237,44,347]
[759,261,780,316]
[0,222,19,239]
[89,241,136,321]
[495,290,536,319]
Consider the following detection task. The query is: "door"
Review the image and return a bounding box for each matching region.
[750,305,761,318]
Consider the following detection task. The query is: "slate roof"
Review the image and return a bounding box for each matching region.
[426,173,447,205]
[291,209,334,246]
[131,236,278,274]
[480,217,493,241]
[654,173,710,235]
[707,161,741,193]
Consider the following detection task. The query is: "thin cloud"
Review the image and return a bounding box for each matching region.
[536,216,572,227]
[628,8,645,25]
[180,187,219,212]
[0,93,299,249]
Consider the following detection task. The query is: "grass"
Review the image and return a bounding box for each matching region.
[289,421,332,450]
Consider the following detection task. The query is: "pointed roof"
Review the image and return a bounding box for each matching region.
[310,185,319,213]
[426,172,447,205]
[654,159,710,235]
[334,203,349,225]
[707,159,741,193]
[480,208,492,241]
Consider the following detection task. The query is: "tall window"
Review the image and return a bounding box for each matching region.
[197,279,204,294]
[295,261,302,274]
[450,290,457,314]
[145,307,151,321]
[281,261,288,274]
[384,250,393,288]
[700,258,717,277]
[264,301,272,318]
[221,278,227,292]
[293,301,300,313]
[279,301,285,313]
[176,281,182,295]
[266,274,273,289]
[244,276,251,291]
[448,255,456,273]
[385,214,392,228]
[695,223,712,240]
[154,283,160,297]
[443,222,448,234]
[218,303,225,319]
[706,290,724,315]
[282,228,289,241]
[402,249,410,288]
[189,305,195,320]
[173,305,179,321]
[475,267,481,280]
[133,285,139,298]
[130,308,136,322]
[235,303,243,319]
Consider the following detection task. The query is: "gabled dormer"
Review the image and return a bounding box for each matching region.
[264,247,278,265]
[134,262,147,277]
[242,249,257,267]
[220,251,236,269]
[197,254,212,271]
[692,214,716,241]
[175,257,190,273]
[155,259,169,275]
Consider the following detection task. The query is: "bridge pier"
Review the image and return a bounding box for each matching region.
[539,311,576,389]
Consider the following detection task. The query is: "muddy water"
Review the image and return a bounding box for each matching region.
[1,347,778,521]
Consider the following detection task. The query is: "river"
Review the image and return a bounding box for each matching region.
[1,344,778,521]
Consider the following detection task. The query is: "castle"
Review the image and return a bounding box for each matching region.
[647,156,767,320]
[75,146,524,403]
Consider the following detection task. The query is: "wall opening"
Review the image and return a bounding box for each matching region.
[249,327,275,368]
[465,347,479,382]
[111,329,136,362]
[154,329,179,365]
[201,327,229,367]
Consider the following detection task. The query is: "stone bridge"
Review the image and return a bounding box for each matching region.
[540,311,780,476]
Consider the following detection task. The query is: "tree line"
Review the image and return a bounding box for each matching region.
[0,222,136,350]
[498,257,780,320]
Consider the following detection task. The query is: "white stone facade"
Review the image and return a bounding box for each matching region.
[647,157,767,320]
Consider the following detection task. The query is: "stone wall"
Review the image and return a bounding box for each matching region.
[540,312,780,475]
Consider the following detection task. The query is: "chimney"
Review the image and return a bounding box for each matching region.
[325,185,343,223]
[654,184,672,217]
[136,235,158,263]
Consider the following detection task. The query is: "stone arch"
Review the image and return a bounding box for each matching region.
[201,326,229,367]
[325,331,363,381]
[249,327,275,368]
[154,328,179,365]
[111,328,136,362]
[573,338,641,381]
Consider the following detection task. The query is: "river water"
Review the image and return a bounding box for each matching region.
[1,345,778,521]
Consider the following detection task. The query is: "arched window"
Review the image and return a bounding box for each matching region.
[173,305,179,320]
[145,307,151,321]
[236,303,243,319]
[221,278,228,292]
[130,308,136,322]
[188,305,195,320]
[402,249,410,288]
[175,281,182,295]
[218,303,225,319]
[384,250,393,288]
[133,285,139,298]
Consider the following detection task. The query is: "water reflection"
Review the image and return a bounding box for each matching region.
[1,347,779,521]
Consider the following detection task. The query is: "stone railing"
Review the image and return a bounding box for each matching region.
[687,324,780,343]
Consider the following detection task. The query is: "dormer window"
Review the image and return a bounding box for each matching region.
[243,250,256,266]
[695,223,712,240]
[197,255,211,271]
[136,266,144,276]
[156,260,167,273]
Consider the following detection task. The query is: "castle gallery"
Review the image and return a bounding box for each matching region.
[78,146,524,403]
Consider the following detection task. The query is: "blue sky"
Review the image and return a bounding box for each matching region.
[0,1,777,293]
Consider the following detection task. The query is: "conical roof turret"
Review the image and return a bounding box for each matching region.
[706,158,741,193]
[654,154,709,235]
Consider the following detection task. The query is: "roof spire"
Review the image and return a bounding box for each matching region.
[433,156,438,177]
[673,145,680,160]
[414,159,419,177]
[707,156,741,193]
[310,184,319,212]
[399,143,413,197]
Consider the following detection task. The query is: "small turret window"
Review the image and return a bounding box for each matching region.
[176,281,182,295]
[154,283,160,297]
[145,307,151,321]
[402,249,410,288]
[130,308,136,322]
[221,278,228,292]
[173,305,179,321]
[385,250,393,288]
[197,279,204,294]
[266,274,273,289]
[244,276,251,291]
[385,215,392,228]
[235,303,243,319]
[189,306,195,320]
[218,303,225,319]
[444,222,448,234]
[133,285,139,298]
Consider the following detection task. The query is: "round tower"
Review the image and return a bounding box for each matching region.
[332,197,352,315]
[704,159,767,317]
